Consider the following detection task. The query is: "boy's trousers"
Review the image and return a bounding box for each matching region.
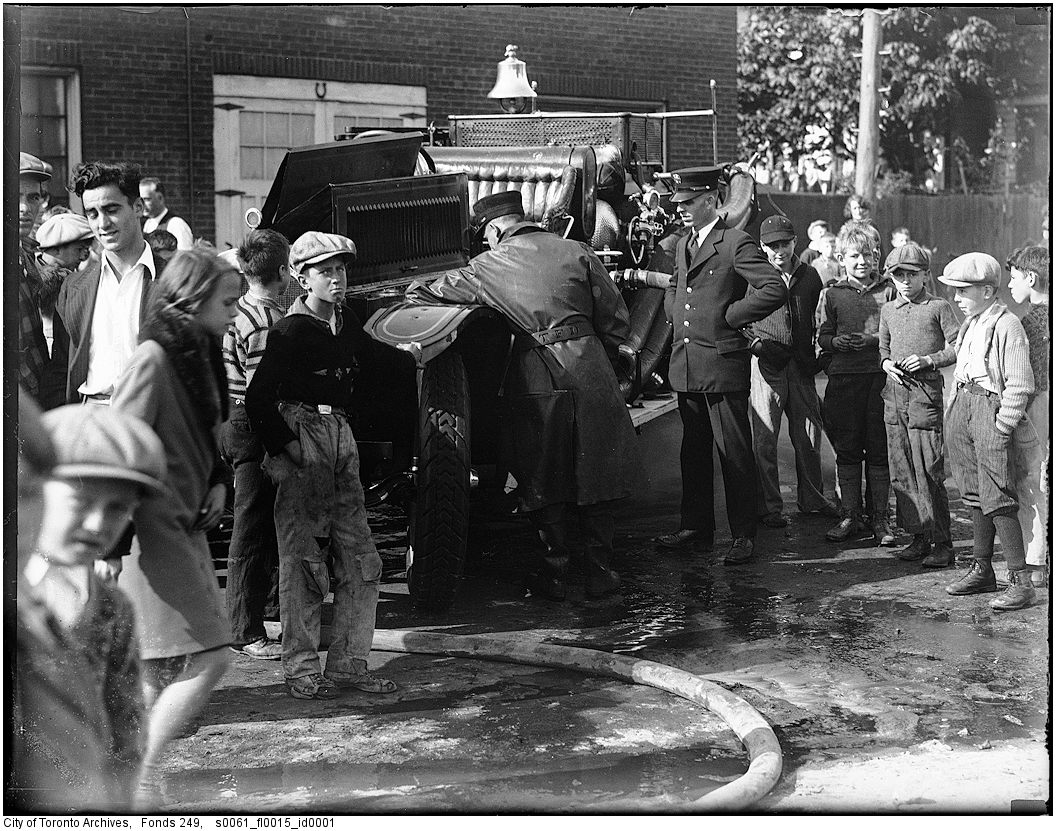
[265,403,382,681]
[750,358,829,516]
[882,374,951,543]
[945,384,1021,516]
[822,373,888,468]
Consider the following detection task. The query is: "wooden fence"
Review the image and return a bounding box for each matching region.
[752,190,1049,310]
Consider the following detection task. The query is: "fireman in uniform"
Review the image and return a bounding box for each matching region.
[655,166,787,563]
[406,191,639,601]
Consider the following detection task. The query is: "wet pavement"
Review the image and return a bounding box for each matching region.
[164,407,1050,814]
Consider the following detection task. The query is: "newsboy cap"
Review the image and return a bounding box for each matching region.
[41,405,167,495]
[471,191,525,230]
[20,152,52,182]
[669,166,725,203]
[35,213,94,250]
[938,252,1001,288]
[288,231,357,276]
[884,241,931,274]
[759,214,796,245]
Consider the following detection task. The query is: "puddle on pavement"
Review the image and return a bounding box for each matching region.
[168,746,746,812]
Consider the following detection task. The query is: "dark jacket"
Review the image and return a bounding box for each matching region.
[245,296,374,456]
[406,221,639,512]
[664,218,787,392]
[746,256,824,375]
[52,257,155,404]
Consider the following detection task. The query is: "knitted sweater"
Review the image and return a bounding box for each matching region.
[1020,303,1049,393]
[952,301,1035,436]
[878,290,959,369]
[817,277,899,374]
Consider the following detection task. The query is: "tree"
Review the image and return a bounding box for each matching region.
[738,6,1026,192]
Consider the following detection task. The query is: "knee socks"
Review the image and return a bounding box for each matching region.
[973,508,1028,571]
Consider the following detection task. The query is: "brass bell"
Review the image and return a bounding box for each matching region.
[487,44,537,112]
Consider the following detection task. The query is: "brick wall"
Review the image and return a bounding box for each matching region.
[17,5,738,242]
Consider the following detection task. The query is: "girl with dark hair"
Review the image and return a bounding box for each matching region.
[111,245,241,808]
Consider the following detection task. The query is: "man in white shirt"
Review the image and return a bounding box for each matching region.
[52,162,158,405]
[140,177,194,250]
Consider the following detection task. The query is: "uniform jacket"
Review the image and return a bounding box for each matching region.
[664,218,787,392]
[52,258,155,404]
[406,221,639,511]
[745,256,823,374]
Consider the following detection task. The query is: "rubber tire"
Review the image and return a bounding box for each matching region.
[407,349,471,611]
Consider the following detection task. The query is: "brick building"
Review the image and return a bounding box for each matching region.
[13,5,738,247]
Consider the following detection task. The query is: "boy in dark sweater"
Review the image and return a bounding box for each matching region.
[748,214,839,527]
[817,221,899,545]
[246,231,397,700]
[878,243,960,567]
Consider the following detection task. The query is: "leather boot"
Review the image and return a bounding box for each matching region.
[921,541,955,568]
[581,506,621,598]
[527,512,570,601]
[896,534,930,561]
[826,466,865,542]
[867,465,896,546]
[945,560,998,595]
[989,569,1037,612]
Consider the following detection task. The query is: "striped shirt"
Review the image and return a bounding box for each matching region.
[223,291,285,405]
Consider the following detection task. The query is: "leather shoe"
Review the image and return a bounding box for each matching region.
[945,561,998,595]
[872,518,897,547]
[921,542,954,569]
[722,537,754,565]
[585,569,622,599]
[825,516,865,542]
[896,534,930,561]
[525,572,567,601]
[760,512,788,529]
[989,569,1036,611]
[655,529,713,550]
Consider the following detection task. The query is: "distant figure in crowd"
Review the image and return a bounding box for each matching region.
[34,212,95,356]
[54,161,157,406]
[843,194,873,226]
[408,191,638,599]
[248,232,397,699]
[221,230,291,660]
[799,218,829,265]
[145,228,179,271]
[817,221,898,546]
[111,247,239,807]
[748,214,839,529]
[890,226,911,249]
[654,166,787,564]
[140,177,194,250]
[1006,245,1050,587]
[878,242,959,568]
[18,152,65,409]
[941,253,1037,612]
[813,232,841,286]
[12,397,166,813]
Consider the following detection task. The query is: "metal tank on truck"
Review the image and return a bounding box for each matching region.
[241,45,759,612]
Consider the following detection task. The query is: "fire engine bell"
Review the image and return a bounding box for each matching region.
[487,44,537,114]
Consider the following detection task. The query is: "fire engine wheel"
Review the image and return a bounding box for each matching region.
[407,349,471,611]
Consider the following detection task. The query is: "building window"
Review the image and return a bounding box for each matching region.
[20,68,81,208]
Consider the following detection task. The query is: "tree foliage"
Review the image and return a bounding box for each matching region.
[738,7,1023,190]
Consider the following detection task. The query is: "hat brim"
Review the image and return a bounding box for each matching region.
[669,188,713,204]
[293,250,356,273]
[41,232,95,249]
[19,170,51,183]
[938,275,987,288]
[51,463,166,495]
[885,263,926,273]
[760,233,795,245]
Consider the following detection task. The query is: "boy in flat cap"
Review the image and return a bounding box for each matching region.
[747,214,838,529]
[940,253,1037,611]
[407,190,638,601]
[13,402,166,812]
[879,242,960,568]
[655,166,787,564]
[246,230,396,699]
[34,213,95,357]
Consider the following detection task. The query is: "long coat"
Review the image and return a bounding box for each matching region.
[111,340,231,659]
[52,258,154,404]
[406,222,639,512]
[664,219,787,393]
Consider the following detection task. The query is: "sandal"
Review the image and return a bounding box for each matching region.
[324,672,397,694]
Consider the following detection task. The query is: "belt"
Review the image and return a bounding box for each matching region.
[514,319,596,351]
[957,380,999,399]
[283,400,350,417]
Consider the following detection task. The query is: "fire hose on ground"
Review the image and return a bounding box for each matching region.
[371,628,782,811]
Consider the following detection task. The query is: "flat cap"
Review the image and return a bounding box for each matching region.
[20,152,52,181]
[471,191,525,230]
[289,231,357,276]
[41,405,167,495]
[670,166,725,203]
[36,213,94,250]
[759,214,796,244]
[884,241,930,274]
[939,252,1000,288]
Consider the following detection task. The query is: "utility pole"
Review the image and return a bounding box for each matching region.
[854,9,882,201]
